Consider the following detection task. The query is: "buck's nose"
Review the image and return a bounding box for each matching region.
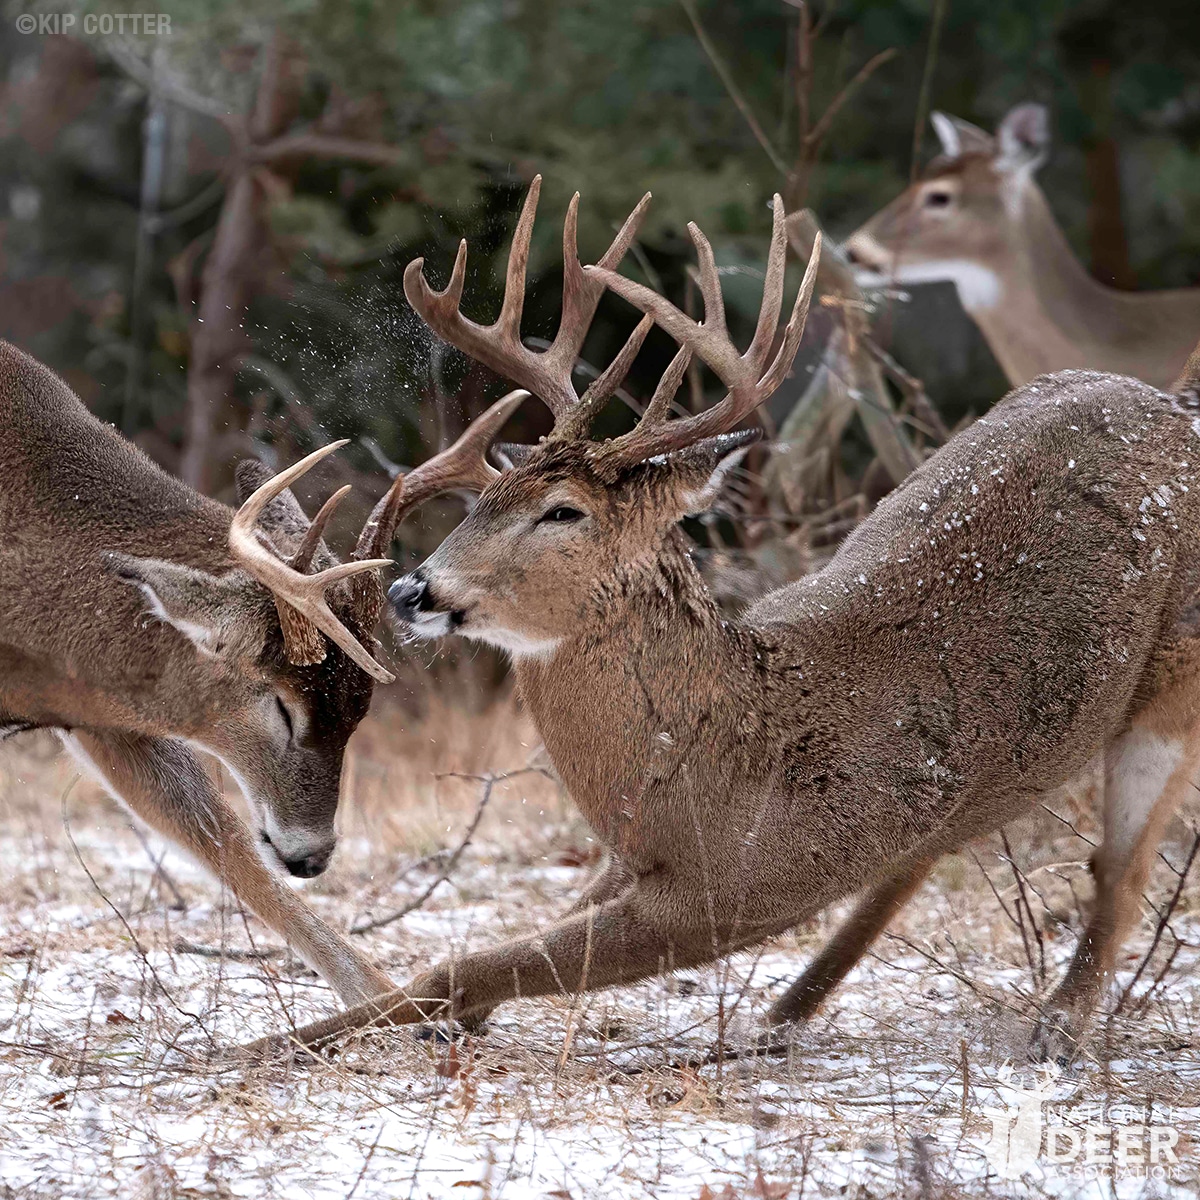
[388,572,431,615]
[282,845,334,878]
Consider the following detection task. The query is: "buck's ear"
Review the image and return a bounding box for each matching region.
[491,442,537,471]
[930,111,994,160]
[104,553,266,659]
[235,459,312,548]
[664,429,761,517]
[995,103,1049,173]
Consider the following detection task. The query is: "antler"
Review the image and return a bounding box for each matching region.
[403,175,652,427]
[348,389,529,628]
[354,389,529,563]
[397,185,817,515]
[290,485,350,573]
[229,441,395,684]
[587,196,821,465]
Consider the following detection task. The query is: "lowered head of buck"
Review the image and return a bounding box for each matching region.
[843,103,1050,313]
[379,176,819,659]
[106,443,398,877]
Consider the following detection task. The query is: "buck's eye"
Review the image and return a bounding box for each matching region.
[275,696,295,741]
[537,505,585,524]
[924,190,953,208]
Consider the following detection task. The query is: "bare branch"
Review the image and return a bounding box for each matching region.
[253,133,408,167]
[679,0,789,176]
[104,38,236,122]
[347,770,549,935]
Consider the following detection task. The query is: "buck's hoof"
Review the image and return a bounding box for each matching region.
[752,1025,798,1056]
[1029,1007,1086,1066]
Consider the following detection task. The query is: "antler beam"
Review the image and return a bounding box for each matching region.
[229,441,395,683]
[403,176,651,423]
[587,196,821,464]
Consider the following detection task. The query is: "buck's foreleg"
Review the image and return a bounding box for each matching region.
[1033,721,1195,1060]
[563,852,637,915]
[768,855,938,1026]
[60,730,394,1007]
[243,876,737,1055]
[455,852,638,1034]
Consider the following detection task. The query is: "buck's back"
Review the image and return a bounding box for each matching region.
[0,340,229,665]
[752,370,1199,784]
[733,370,1200,867]
[754,369,1200,626]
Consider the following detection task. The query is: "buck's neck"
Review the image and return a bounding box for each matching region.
[963,182,1200,389]
[514,532,758,839]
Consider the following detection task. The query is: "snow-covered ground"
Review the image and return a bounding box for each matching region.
[1,736,1197,1198]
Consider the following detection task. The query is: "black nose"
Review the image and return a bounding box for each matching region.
[283,848,333,878]
[388,573,429,615]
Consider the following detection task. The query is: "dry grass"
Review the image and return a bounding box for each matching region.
[1,699,1198,1199]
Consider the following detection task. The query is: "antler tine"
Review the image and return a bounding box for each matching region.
[688,221,727,340]
[290,484,350,573]
[552,314,654,441]
[229,443,395,683]
[586,217,822,464]
[355,389,529,562]
[638,344,693,429]
[745,195,789,373]
[755,231,821,397]
[496,176,540,342]
[551,188,652,360]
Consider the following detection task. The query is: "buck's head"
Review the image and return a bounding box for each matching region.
[381,177,819,658]
[843,103,1050,312]
[392,432,757,657]
[108,443,396,878]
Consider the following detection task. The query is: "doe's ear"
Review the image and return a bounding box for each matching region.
[104,552,267,659]
[995,103,1049,173]
[664,429,760,517]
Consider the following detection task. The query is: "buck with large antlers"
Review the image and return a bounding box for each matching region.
[845,103,1200,390]
[0,338,497,1009]
[264,177,1200,1063]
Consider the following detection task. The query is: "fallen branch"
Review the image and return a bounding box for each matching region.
[173,939,282,962]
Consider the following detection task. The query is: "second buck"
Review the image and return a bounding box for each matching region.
[0,340,489,1011]
[273,178,1200,1061]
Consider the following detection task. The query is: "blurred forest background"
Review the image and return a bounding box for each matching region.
[1,0,1198,581]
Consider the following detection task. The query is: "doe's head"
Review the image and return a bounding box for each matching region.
[844,103,1050,311]
[383,177,819,658]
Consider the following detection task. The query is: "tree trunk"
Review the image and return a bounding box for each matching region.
[179,170,261,492]
[179,31,297,493]
[1082,59,1136,291]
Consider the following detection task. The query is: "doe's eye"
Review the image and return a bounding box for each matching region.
[924,190,952,208]
[538,505,585,524]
